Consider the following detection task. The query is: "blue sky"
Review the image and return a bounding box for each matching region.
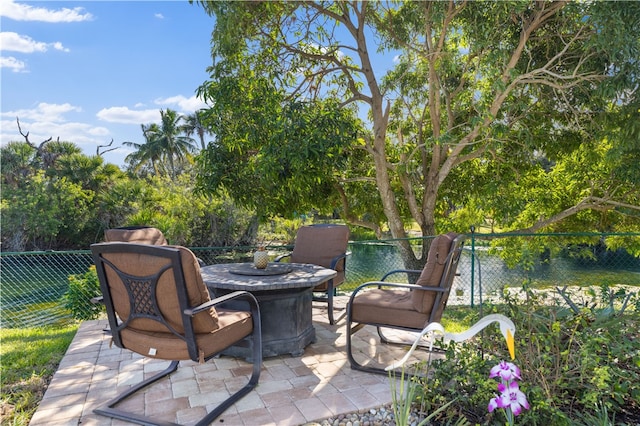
[1,0,215,166]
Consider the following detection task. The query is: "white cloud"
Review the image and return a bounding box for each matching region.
[0,103,109,149]
[0,0,93,22]
[96,106,160,125]
[97,96,208,125]
[5,102,82,122]
[154,13,165,19]
[155,95,208,112]
[0,31,68,53]
[50,42,69,52]
[0,55,26,72]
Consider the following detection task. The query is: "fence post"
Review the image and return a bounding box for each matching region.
[470,226,476,308]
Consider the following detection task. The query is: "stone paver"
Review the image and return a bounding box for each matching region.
[30,297,437,426]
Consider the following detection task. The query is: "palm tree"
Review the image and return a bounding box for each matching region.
[123,123,166,176]
[148,109,196,178]
[183,110,210,151]
[124,110,196,178]
[1,141,36,187]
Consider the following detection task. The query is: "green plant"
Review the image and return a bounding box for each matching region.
[413,284,639,424]
[573,400,618,426]
[389,362,466,426]
[504,284,640,421]
[61,265,104,320]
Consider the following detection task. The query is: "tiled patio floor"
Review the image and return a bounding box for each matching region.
[29,297,437,426]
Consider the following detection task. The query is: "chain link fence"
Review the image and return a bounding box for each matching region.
[1,233,638,328]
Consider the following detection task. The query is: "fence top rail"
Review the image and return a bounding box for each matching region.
[0,249,92,256]
[354,231,640,244]
[2,232,638,256]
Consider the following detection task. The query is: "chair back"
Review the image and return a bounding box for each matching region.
[412,233,465,322]
[104,226,168,245]
[91,242,218,362]
[290,224,349,273]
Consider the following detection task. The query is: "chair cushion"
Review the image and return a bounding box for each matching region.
[120,308,252,361]
[104,227,168,245]
[103,245,219,334]
[350,288,429,329]
[411,233,457,314]
[290,225,349,271]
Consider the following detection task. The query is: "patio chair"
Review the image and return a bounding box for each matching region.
[90,242,262,426]
[104,225,168,245]
[104,226,206,266]
[276,224,350,325]
[346,233,465,375]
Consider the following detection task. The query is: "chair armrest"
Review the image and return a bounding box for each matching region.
[184,291,260,318]
[274,253,291,262]
[380,269,422,282]
[329,251,350,270]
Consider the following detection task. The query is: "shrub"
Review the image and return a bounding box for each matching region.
[61,266,104,320]
[416,284,640,424]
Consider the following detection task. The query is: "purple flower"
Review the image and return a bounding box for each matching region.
[487,395,502,412]
[488,361,530,423]
[501,380,530,416]
[488,383,509,413]
[489,360,521,381]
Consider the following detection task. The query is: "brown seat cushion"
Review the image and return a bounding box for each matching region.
[104,227,168,245]
[290,225,349,291]
[102,245,218,334]
[120,308,252,361]
[350,288,430,329]
[411,233,457,315]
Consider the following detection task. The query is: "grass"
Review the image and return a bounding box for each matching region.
[0,325,78,425]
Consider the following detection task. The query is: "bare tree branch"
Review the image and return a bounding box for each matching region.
[96,139,119,156]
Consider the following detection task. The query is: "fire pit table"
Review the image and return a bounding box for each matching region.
[200,262,337,357]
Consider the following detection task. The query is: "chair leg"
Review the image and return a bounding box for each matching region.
[94,323,262,426]
[94,360,180,425]
[347,318,440,377]
[346,315,392,376]
[325,290,346,325]
[195,326,262,426]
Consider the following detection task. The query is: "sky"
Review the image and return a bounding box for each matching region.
[1,0,216,166]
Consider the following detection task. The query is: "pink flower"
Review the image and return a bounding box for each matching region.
[501,380,530,416]
[489,360,521,381]
[488,383,510,412]
[488,361,530,423]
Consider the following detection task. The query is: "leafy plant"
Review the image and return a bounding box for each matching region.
[418,284,639,424]
[389,362,466,426]
[61,265,104,320]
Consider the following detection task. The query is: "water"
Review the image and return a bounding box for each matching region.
[2,241,638,328]
[344,242,640,306]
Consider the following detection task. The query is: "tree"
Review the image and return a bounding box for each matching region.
[124,109,197,178]
[124,123,167,176]
[196,70,362,218]
[193,0,640,265]
[183,110,211,151]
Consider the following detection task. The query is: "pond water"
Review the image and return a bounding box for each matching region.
[2,240,638,328]
[345,241,640,305]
